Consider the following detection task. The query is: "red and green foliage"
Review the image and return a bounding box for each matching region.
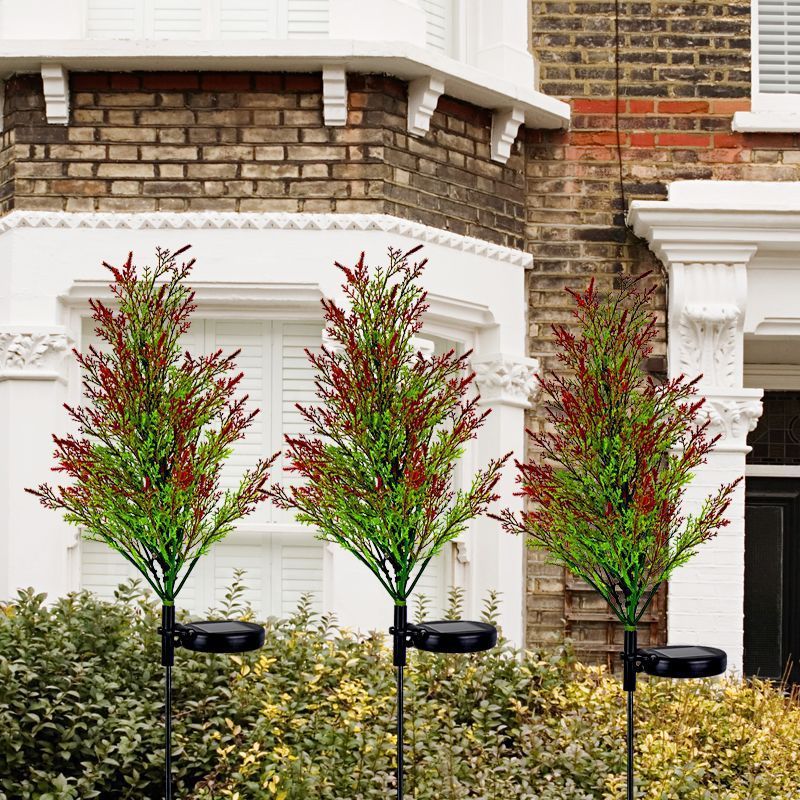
[27,247,277,605]
[268,247,509,604]
[494,274,738,629]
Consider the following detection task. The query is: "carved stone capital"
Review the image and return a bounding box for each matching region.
[696,389,764,453]
[0,328,71,382]
[472,353,539,409]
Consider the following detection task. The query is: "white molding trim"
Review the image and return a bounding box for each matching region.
[744,363,800,391]
[0,39,570,130]
[0,210,534,267]
[322,65,347,126]
[40,62,69,124]
[407,74,444,136]
[746,465,800,478]
[733,110,800,133]
[60,281,325,314]
[490,106,524,163]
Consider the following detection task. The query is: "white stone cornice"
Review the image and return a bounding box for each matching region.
[0,210,533,267]
[0,328,70,382]
[472,353,539,408]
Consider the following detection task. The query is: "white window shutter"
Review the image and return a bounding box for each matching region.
[86,0,142,38]
[219,0,279,38]
[285,0,329,38]
[421,0,453,55]
[758,0,800,94]
[150,0,205,38]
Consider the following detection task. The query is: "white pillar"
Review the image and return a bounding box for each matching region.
[471,353,539,648]
[665,254,763,672]
[0,327,73,601]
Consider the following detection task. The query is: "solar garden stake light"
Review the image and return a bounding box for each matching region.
[493,273,737,800]
[267,246,509,800]
[27,247,278,800]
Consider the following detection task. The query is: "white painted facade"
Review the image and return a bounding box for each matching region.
[629,179,800,671]
[0,211,536,644]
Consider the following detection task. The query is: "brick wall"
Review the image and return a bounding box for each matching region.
[524,0,800,665]
[0,71,525,248]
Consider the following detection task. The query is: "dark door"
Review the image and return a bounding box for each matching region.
[744,478,800,683]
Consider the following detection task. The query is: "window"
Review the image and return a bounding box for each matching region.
[753,0,800,111]
[85,0,329,41]
[78,316,453,620]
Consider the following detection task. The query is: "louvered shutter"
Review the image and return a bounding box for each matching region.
[151,0,205,38]
[219,0,279,38]
[86,0,142,38]
[421,0,453,55]
[758,0,800,94]
[285,0,329,38]
[78,317,325,618]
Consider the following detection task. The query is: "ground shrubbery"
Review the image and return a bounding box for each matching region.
[1,582,799,800]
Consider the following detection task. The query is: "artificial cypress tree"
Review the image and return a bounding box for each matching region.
[27,246,277,799]
[268,246,509,799]
[494,273,737,800]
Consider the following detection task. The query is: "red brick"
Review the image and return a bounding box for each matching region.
[571,99,623,114]
[284,74,322,91]
[713,133,743,148]
[254,74,282,91]
[200,73,252,91]
[629,132,656,147]
[570,131,622,146]
[657,100,710,114]
[711,99,751,114]
[141,72,200,90]
[110,74,141,90]
[627,100,654,114]
[657,132,711,147]
[71,73,110,91]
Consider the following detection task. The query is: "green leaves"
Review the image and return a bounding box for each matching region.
[27,247,278,603]
[495,275,739,628]
[268,248,509,603]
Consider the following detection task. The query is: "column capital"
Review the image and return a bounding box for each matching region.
[697,389,764,454]
[0,327,71,383]
[472,352,539,408]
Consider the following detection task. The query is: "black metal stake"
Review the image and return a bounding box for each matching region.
[622,628,638,800]
[391,604,408,800]
[160,605,176,800]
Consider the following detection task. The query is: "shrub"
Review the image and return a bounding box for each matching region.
[1,584,799,800]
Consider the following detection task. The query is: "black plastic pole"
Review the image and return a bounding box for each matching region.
[392,604,408,800]
[622,628,637,800]
[161,605,176,800]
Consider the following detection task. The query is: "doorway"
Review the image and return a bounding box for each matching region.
[744,478,800,683]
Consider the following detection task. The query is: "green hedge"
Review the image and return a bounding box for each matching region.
[1,582,799,799]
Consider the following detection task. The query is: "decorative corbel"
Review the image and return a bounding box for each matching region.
[322,66,347,127]
[41,63,69,125]
[490,107,524,163]
[407,75,444,136]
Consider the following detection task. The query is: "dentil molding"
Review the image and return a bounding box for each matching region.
[0,210,533,268]
[472,353,540,408]
[0,329,71,382]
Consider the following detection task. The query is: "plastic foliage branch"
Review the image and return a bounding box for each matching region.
[267,247,510,605]
[493,273,739,630]
[27,247,278,605]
